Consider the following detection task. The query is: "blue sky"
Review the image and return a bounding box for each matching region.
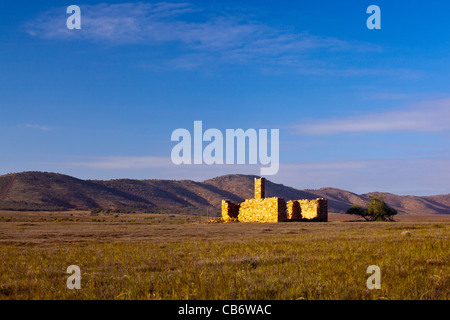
[0,0,449,195]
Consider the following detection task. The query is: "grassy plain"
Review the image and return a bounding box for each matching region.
[0,211,448,300]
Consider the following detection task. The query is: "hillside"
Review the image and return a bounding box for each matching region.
[0,172,155,211]
[0,171,448,215]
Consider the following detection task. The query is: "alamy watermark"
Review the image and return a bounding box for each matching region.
[66,5,81,30]
[366,265,381,290]
[171,121,279,175]
[66,265,81,290]
[367,5,381,30]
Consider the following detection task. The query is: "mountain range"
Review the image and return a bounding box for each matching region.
[0,171,448,215]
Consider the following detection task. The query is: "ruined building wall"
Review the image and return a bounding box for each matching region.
[222,177,328,223]
[254,177,266,199]
[317,198,328,221]
[221,200,240,221]
[286,200,302,220]
[297,198,328,221]
[238,197,287,222]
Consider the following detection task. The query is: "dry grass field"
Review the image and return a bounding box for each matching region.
[0,211,448,300]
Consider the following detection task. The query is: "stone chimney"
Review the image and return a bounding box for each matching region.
[255,177,266,199]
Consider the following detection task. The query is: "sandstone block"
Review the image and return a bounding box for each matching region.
[238,197,287,222]
[222,199,240,222]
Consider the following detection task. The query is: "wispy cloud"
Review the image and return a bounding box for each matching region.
[19,124,51,131]
[293,98,450,135]
[47,156,450,195]
[25,2,381,72]
[26,2,196,43]
[51,155,264,172]
[274,158,450,196]
[56,156,173,169]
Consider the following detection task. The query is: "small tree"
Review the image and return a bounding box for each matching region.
[346,194,397,221]
[366,194,398,221]
[346,204,367,219]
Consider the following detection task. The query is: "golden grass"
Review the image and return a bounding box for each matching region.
[0,212,448,300]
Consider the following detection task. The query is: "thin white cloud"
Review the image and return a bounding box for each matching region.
[26,2,196,43]
[58,156,173,169]
[293,98,450,135]
[51,155,265,173]
[46,156,449,195]
[272,158,450,196]
[19,124,51,131]
[25,2,381,71]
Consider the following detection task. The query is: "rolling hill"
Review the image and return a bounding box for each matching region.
[0,172,448,215]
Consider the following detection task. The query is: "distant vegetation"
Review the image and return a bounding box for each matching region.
[0,200,68,212]
[346,194,398,221]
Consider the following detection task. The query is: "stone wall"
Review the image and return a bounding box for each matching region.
[297,198,328,221]
[286,200,302,220]
[316,198,328,221]
[221,199,240,222]
[254,177,266,199]
[238,197,287,222]
[221,178,328,223]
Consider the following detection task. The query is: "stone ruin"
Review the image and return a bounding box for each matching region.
[222,178,328,222]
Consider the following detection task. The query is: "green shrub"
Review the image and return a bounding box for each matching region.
[346,195,397,221]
